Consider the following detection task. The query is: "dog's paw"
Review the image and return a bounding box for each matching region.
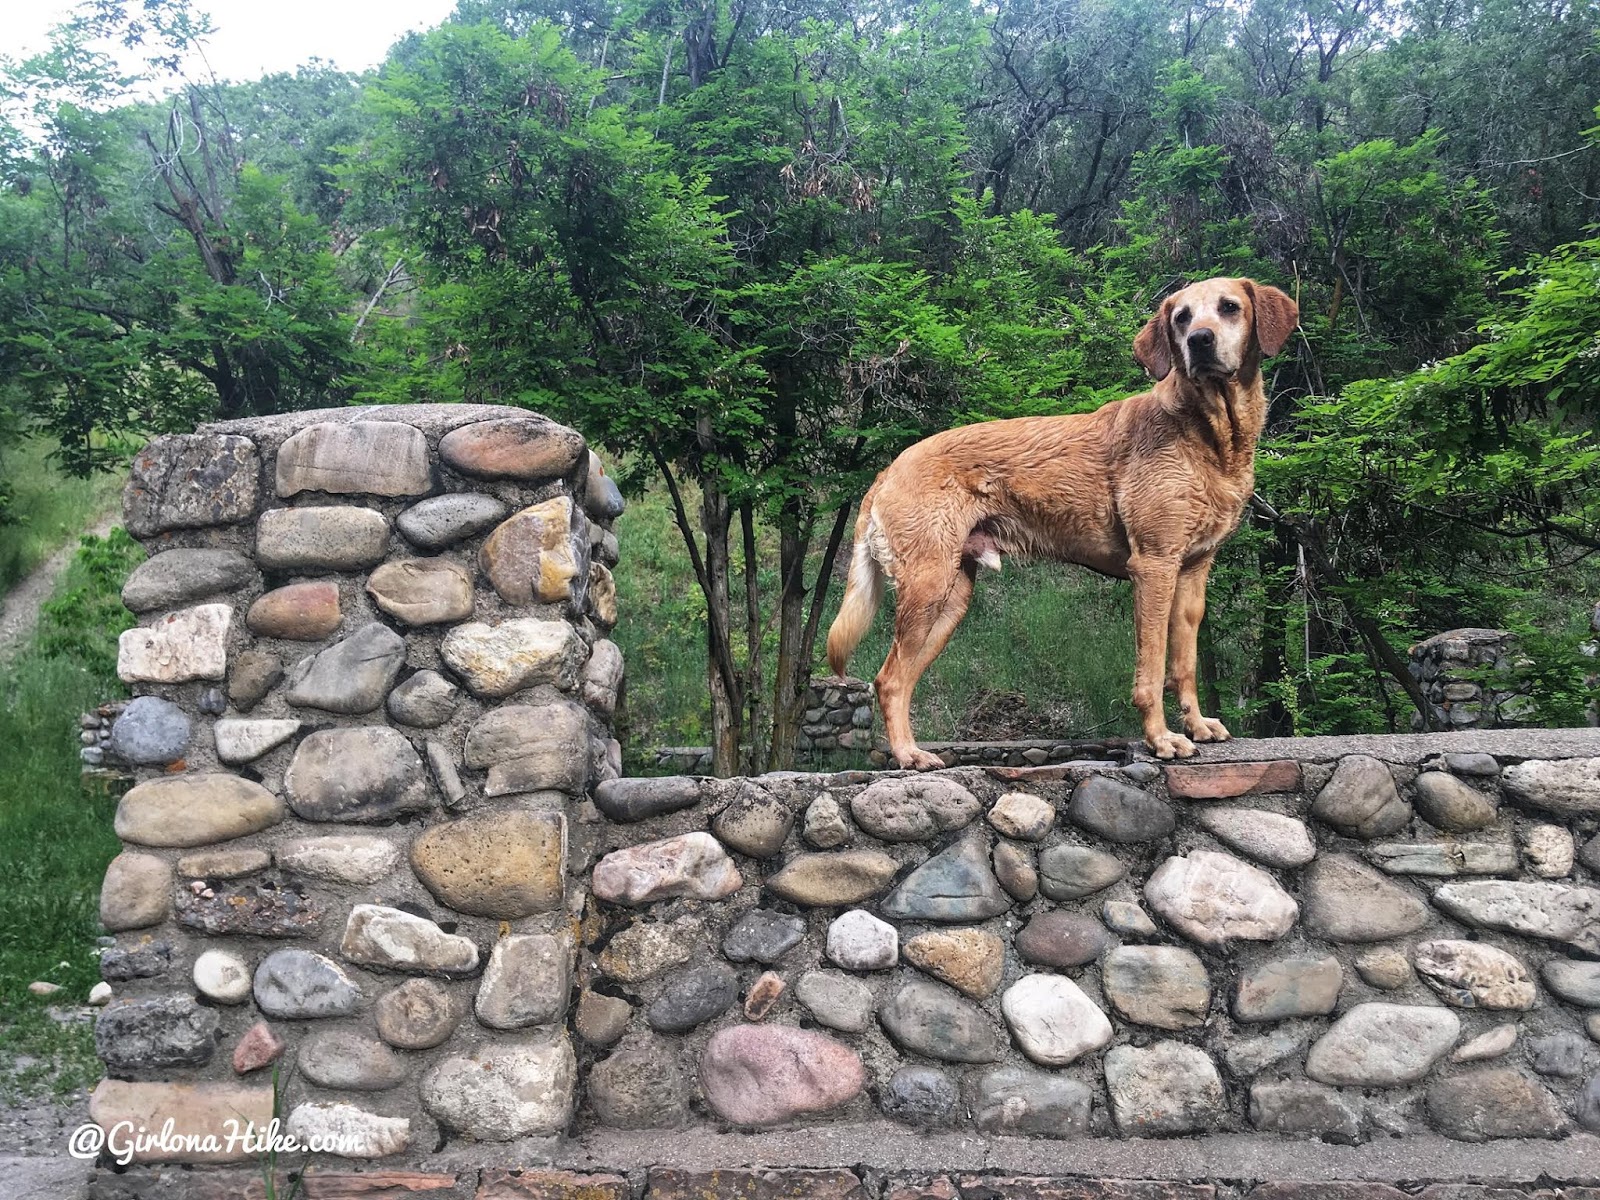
[1186,715,1232,744]
[895,746,948,771]
[1148,731,1197,759]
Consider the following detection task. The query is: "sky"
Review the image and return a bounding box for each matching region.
[1,0,460,83]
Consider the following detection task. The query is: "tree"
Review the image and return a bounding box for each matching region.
[0,1,368,474]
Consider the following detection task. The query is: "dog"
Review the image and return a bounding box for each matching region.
[826,277,1299,767]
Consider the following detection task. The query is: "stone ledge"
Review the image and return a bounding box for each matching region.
[76,1162,1600,1200]
[659,728,1600,780]
[544,1125,1600,1187]
[198,402,548,448]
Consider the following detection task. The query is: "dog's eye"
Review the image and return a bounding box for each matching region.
[1173,307,1191,326]
[1219,299,1240,315]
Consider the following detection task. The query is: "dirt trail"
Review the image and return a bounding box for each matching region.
[0,512,121,659]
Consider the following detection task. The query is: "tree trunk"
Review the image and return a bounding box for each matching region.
[766,507,810,771]
[1253,527,1296,737]
[701,475,740,775]
[771,500,854,770]
[1198,618,1224,717]
[739,500,764,775]
[647,439,746,775]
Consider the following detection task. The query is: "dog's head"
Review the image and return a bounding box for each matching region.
[1133,277,1298,382]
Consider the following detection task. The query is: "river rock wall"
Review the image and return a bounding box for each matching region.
[577,743,1600,1149]
[89,406,1600,1199]
[91,404,625,1172]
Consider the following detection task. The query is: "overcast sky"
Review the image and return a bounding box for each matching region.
[3,0,459,82]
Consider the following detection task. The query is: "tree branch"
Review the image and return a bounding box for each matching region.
[1250,493,1435,730]
[352,258,406,342]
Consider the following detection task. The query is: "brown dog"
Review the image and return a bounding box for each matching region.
[826,277,1298,767]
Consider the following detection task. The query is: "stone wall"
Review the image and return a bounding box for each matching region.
[649,676,879,772]
[798,675,878,753]
[1410,627,1532,730]
[91,404,625,1178]
[575,732,1600,1155]
[89,407,1600,1197]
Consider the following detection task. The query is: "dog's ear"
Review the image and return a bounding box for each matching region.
[1133,298,1174,381]
[1246,280,1299,356]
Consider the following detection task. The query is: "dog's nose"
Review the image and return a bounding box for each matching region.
[1187,328,1215,353]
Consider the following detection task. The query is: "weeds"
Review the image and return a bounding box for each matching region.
[0,529,142,1100]
[0,438,125,593]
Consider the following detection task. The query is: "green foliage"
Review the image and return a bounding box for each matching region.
[0,0,367,475]
[0,530,136,1100]
[35,527,142,676]
[0,433,126,592]
[4,0,1600,764]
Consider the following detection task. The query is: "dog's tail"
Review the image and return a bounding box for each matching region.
[827,490,887,677]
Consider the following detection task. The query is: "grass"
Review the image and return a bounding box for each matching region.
[0,528,142,1101]
[611,483,1140,762]
[0,436,126,594]
[847,559,1139,741]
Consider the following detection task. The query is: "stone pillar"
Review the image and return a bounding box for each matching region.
[798,675,876,753]
[1408,627,1531,729]
[92,404,624,1168]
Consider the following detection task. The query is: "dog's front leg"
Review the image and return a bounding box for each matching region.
[1167,556,1232,745]
[1129,554,1195,759]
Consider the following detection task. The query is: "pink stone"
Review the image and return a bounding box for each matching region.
[233,1020,285,1074]
[591,832,742,905]
[246,581,341,640]
[699,1024,865,1126]
[1165,760,1302,799]
[439,417,586,481]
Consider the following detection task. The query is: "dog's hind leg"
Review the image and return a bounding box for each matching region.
[875,562,976,770]
[1166,555,1231,744]
[1129,553,1195,760]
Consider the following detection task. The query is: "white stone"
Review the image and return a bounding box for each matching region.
[285,1101,410,1159]
[1000,974,1114,1066]
[117,604,231,683]
[1413,939,1536,1010]
[88,981,112,1006]
[274,420,430,498]
[1103,1041,1224,1136]
[1305,1003,1460,1086]
[1432,880,1600,954]
[1143,850,1298,948]
[1366,840,1519,876]
[275,835,401,884]
[803,794,850,848]
[192,949,252,1005]
[825,910,897,971]
[580,639,625,713]
[1501,757,1600,817]
[1193,807,1317,868]
[1452,1023,1518,1063]
[213,718,301,765]
[986,792,1055,841]
[421,1038,576,1141]
[440,618,588,698]
[591,833,743,905]
[340,904,480,974]
[1522,824,1575,878]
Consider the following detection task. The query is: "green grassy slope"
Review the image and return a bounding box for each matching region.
[0,529,141,1099]
[0,437,126,593]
